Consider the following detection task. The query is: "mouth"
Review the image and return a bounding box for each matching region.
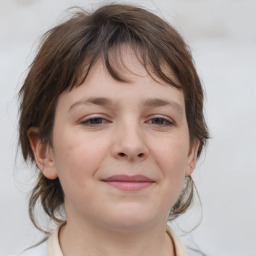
[101,175,155,191]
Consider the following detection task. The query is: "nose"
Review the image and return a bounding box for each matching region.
[111,122,149,162]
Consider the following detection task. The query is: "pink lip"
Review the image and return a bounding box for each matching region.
[102,175,155,191]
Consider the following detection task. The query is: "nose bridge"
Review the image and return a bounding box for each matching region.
[112,117,148,161]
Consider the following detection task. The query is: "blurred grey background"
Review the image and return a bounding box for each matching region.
[1,0,256,255]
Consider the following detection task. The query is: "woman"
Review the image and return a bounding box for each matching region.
[18,4,209,256]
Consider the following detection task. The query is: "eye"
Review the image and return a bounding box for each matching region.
[147,117,174,127]
[80,116,109,126]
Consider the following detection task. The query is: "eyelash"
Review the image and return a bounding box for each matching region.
[147,117,174,127]
[80,116,174,128]
[80,117,109,126]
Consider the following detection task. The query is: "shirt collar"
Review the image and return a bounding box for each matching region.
[48,224,187,256]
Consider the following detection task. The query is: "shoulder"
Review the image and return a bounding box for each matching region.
[18,239,48,256]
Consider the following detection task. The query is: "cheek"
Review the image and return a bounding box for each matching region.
[155,138,189,174]
[52,143,101,210]
[52,131,106,190]
[152,136,189,194]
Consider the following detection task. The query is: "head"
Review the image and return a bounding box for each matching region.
[19,4,209,232]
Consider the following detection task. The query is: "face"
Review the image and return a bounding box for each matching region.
[30,53,198,232]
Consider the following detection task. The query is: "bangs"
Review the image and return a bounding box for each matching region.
[54,7,184,92]
[69,31,182,92]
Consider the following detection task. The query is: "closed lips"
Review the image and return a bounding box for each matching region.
[102,175,155,182]
[101,175,155,191]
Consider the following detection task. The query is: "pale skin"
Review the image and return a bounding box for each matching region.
[28,50,199,256]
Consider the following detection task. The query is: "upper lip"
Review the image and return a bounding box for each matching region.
[102,175,155,182]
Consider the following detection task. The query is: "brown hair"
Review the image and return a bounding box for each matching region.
[19,4,209,232]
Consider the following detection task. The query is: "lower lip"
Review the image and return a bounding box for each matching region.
[104,181,154,191]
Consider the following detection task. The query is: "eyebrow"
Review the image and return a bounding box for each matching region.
[69,97,114,111]
[143,98,183,114]
[69,97,183,114]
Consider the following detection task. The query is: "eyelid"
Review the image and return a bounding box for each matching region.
[79,114,111,125]
[146,115,176,126]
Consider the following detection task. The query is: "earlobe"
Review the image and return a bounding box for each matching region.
[27,127,58,180]
[185,139,200,176]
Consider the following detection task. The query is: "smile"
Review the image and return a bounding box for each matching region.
[101,175,155,191]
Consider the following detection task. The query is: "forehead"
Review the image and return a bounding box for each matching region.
[57,55,185,115]
[109,45,180,84]
[68,44,182,93]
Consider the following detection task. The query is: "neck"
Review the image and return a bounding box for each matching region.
[59,219,175,256]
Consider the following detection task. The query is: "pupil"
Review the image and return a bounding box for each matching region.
[90,118,102,124]
[154,118,163,124]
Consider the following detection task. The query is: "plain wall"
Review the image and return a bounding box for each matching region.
[1,0,255,255]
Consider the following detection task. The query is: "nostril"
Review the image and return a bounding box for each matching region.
[117,152,145,158]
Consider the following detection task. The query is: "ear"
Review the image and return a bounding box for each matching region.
[185,139,200,176]
[27,127,58,180]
